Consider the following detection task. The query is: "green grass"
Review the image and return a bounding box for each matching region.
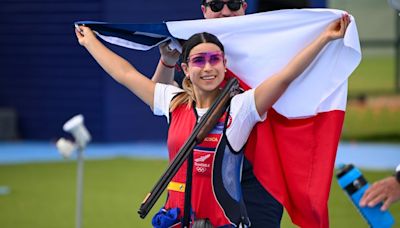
[342,54,400,142]
[0,158,399,228]
[0,159,167,228]
[342,107,400,142]
[348,55,396,97]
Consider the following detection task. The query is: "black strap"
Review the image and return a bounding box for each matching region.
[182,152,194,227]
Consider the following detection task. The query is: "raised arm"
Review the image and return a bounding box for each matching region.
[254,14,351,116]
[75,26,155,108]
[151,42,180,86]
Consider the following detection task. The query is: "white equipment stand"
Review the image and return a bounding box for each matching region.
[56,114,91,228]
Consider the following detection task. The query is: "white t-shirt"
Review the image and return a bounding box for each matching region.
[153,83,266,152]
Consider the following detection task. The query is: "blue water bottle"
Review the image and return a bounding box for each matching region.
[336,164,395,227]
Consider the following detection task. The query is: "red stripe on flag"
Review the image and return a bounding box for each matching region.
[224,69,251,91]
[246,109,345,228]
[224,68,345,227]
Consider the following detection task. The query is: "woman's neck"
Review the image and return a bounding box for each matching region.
[193,88,221,109]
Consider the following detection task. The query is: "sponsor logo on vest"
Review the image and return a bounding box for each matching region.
[194,162,210,167]
[196,166,207,173]
[204,137,218,142]
[195,162,210,173]
[195,154,211,162]
[194,153,213,175]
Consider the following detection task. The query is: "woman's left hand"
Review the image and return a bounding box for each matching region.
[324,13,351,41]
[159,41,180,67]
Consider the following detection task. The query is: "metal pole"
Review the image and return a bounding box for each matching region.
[76,148,84,228]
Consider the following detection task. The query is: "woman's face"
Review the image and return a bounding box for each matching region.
[201,0,247,19]
[183,43,226,94]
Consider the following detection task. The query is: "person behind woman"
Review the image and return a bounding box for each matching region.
[75,14,349,227]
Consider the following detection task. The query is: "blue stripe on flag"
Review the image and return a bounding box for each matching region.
[75,21,173,48]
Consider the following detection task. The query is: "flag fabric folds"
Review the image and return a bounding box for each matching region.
[75,21,178,51]
[77,9,361,227]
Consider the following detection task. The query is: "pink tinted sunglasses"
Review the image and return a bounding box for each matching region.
[187,51,224,68]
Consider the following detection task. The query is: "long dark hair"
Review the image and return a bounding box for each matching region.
[170,32,225,111]
[181,32,224,63]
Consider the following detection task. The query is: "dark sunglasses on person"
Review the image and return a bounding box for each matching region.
[203,0,244,12]
[187,51,224,68]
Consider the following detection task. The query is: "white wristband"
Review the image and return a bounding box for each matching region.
[395,164,400,184]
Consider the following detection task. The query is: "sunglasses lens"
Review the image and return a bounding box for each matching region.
[209,54,223,65]
[210,1,224,12]
[188,52,224,68]
[227,1,241,11]
[190,56,207,67]
[207,0,242,12]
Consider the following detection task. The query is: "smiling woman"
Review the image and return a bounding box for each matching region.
[75,15,350,227]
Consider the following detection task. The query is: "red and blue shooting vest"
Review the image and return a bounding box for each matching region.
[163,102,249,227]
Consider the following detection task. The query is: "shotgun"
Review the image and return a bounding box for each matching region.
[138,78,240,218]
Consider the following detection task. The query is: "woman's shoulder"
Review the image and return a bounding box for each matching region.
[231,88,255,105]
[155,83,184,94]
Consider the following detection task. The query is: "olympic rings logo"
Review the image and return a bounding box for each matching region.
[196,166,207,173]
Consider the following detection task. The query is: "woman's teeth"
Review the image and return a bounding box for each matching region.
[201,75,216,80]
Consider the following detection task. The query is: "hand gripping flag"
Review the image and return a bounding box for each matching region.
[76,9,362,227]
